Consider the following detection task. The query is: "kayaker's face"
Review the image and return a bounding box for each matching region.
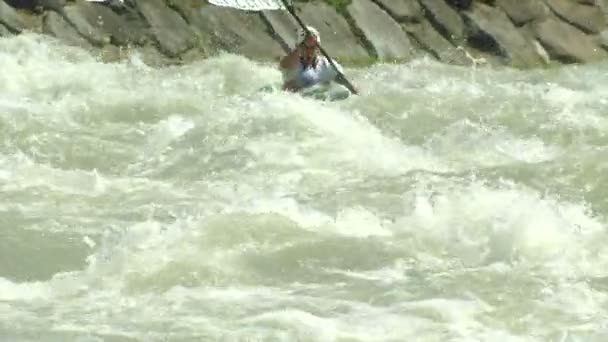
[302,35,318,63]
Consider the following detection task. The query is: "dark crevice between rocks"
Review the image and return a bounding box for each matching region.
[542,0,597,34]
[403,24,442,60]
[118,2,163,57]
[331,2,378,61]
[462,14,507,61]
[445,0,473,10]
[367,0,440,61]
[258,13,291,55]
[165,0,191,25]
[0,23,13,35]
[537,40,580,64]
[369,0,421,24]
[419,1,458,47]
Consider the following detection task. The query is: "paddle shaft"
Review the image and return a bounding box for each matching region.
[280,0,358,95]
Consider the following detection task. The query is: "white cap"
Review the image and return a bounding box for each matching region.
[297,26,321,45]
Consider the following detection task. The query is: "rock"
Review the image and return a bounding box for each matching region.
[0,0,26,32]
[166,0,205,23]
[545,0,607,34]
[463,3,546,67]
[128,44,172,67]
[496,0,550,26]
[404,19,474,66]
[263,1,369,61]
[134,0,197,57]
[530,16,608,62]
[597,29,608,49]
[0,23,11,35]
[63,4,107,46]
[347,0,416,60]
[42,10,91,48]
[63,2,146,46]
[194,6,284,61]
[419,0,466,43]
[372,0,424,23]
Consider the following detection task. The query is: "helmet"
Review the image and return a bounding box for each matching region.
[296,26,321,46]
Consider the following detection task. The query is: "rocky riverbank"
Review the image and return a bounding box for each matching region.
[2,0,608,68]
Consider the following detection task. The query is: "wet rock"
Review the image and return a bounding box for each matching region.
[0,23,12,35]
[404,19,473,66]
[373,0,424,23]
[530,16,608,63]
[0,0,26,32]
[194,5,284,61]
[463,3,547,67]
[64,1,146,46]
[496,0,550,26]
[545,0,607,34]
[134,0,197,57]
[347,0,416,60]
[42,10,91,48]
[419,0,466,43]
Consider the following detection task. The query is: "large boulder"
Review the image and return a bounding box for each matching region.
[347,0,416,60]
[263,1,369,61]
[193,5,284,60]
[544,0,607,34]
[134,0,197,57]
[0,0,26,33]
[419,0,466,43]
[463,3,547,67]
[529,16,608,63]
[496,0,550,26]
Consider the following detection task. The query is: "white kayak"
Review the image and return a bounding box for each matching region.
[258,82,352,102]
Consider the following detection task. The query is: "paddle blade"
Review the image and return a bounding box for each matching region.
[208,0,286,11]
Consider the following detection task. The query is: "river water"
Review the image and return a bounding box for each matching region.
[2,33,608,341]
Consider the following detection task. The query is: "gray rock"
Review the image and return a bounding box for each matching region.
[63,4,107,46]
[545,0,606,34]
[372,0,424,23]
[129,44,173,67]
[166,0,205,24]
[135,0,197,57]
[597,29,608,49]
[64,2,146,46]
[347,0,416,60]
[0,23,11,36]
[403,19,473,66]
[530,16,608,62]
[263,1,369,61]
[419,0,466,43]
[42,11,91,48]
[463,3,546,67]
[0,0,26,33]
[496,0,550,26]
[195,5,284,61]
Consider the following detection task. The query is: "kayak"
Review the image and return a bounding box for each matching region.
[258,82,352,102]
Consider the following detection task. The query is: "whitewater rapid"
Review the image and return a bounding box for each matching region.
[1,33,608,341]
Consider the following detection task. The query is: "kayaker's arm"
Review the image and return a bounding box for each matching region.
[279,45,302,70]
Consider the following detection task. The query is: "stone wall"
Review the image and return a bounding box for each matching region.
[2,0,608,68]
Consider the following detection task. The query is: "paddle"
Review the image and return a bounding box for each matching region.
[208,0,359,95]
